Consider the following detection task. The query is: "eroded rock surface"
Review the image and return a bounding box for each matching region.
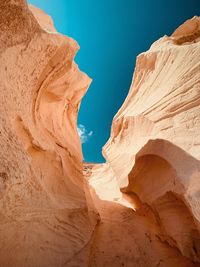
[0,1,200,266]
[90,16,200,266]
[0,1,97,266]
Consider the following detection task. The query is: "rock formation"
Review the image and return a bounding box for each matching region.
[0,1,97,266]
[0,1,200,266]
[90,16,200,266]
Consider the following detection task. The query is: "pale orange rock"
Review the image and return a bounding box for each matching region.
[90,15,200,266]
[0,1,96,267]
[1,1,200,267]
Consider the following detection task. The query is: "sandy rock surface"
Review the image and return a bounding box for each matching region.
[0,1,96,266]
[96,15,200,266]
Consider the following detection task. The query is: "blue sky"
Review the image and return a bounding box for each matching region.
[29,0,200,162]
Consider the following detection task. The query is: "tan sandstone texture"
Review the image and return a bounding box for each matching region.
[0,1,200,266]
[0,1,97,266]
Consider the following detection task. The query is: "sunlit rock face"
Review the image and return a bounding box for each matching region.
[91,16,200,266]
[1,1,200,266]
[0,1,97,266]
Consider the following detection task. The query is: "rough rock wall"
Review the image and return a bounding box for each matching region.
[103,16,200,187]
[90,16,200,266]
[0,1,97,267]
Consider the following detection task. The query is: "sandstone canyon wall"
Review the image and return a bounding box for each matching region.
[89,15,200,267]
[0,1,97,266]
[0,1,200,266]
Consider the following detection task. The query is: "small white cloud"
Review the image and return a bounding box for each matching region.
[77,124,93,144]
[88,131,93,136]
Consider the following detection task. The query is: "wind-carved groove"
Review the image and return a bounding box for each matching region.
[122,140,200,263]
[15,115,43,152]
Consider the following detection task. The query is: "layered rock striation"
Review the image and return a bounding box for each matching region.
[92,16,200,266]
[0,1,200,266]
[0,1,97,266]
